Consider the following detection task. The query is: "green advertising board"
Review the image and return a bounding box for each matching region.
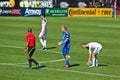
[46,8,68,17]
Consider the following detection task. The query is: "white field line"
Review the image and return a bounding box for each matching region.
[0,58,64,67]
[0,63,26,67]
[0,62,120,78]
[0,44,63,65]
[0,45,61,54]
[43,68,120,78]
[10,59,64,65]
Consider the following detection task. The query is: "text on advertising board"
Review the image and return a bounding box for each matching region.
[21,8,45,16]
[46,8,68,17]
[68,8,112,17]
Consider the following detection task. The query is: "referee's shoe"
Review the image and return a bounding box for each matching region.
[36,64,40,69]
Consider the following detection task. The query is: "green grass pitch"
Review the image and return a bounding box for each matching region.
[0,17,120,80]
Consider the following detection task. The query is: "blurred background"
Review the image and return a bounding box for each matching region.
[0,0,119,8]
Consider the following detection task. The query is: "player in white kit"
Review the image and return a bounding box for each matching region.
[82,42,102,67]
[39,14,47,50]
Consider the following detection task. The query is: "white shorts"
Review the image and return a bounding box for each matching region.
[93,46,102,54]
[39,31,47,39]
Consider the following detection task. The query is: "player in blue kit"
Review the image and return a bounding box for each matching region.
[58,25,70,68]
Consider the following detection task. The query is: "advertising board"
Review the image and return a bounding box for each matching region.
[21,8,45,16]
[68,8,112,17]
[46,8,68,17]
[0,8,21,16]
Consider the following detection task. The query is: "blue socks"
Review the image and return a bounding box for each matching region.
[65,58,69,66]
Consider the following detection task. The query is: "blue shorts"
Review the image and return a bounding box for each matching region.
[62,47,70,55]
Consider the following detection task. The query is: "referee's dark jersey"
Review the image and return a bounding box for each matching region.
[26,32,36,57]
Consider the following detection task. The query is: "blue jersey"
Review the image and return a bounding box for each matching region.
[62,31,70,49]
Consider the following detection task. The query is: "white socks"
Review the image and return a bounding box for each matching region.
[40,39,44,47]
[96,59,98,67]
[92,57,95,66]
[95,56,98,67]
[92,56,98,67]
[43,40,46,48]
[39,39,46,48]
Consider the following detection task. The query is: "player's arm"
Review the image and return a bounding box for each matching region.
[62,38,69,44]
[24,39,29,53]
[62,33,70,44]
[87,47,92,64]
[88,53,92,64]
[58,34,69,46]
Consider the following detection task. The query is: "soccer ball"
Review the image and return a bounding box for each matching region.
[87,62,92,66]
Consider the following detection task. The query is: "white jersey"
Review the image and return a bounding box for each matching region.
[87,42,102,54]
[41,18,47,32]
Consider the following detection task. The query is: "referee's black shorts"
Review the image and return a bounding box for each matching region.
[27,47,35,57]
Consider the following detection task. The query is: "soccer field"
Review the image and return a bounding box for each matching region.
[0,17,120,80]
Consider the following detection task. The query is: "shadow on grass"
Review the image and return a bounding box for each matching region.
[70,64,80,67]
[32,65,46,69]
[98,64,108,66]
[46,47,57,50]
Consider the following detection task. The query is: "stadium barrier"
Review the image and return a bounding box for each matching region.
[21,8,45,16]
[116,8,120,15]
[0,7,115,17]
[0,7,21,16]
[68,8,112,17]
[45,8,68,17]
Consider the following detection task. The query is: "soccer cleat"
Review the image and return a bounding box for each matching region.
[41,47,47,50]
[89,65,95,67]
[36,64,40,69]
[89,64,98,67]
[96,63,98,67]
[64,65,69,69]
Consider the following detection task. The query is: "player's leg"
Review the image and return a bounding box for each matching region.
[43,38,46,48]
[90,47,102,67]
[30,58,40,69]
[27,47,32,69]
[29,47,40,69]
[30,48,38,64]
[27,56,32,69]
[94,47,102,67]
[65,54,70,67]
[42,38,47,50]
[39,32,44,48]
[95,55,98,67]
[42,31,47,49]
[90,53,96,67]
[63,48,70,68]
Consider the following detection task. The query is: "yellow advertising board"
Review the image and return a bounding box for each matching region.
[68,8,112,17]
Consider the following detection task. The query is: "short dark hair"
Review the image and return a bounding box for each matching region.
[81,43,86,45]
[41,14,45,17]
[28,28,32,32]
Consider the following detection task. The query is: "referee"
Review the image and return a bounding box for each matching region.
[24,28,39,69]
